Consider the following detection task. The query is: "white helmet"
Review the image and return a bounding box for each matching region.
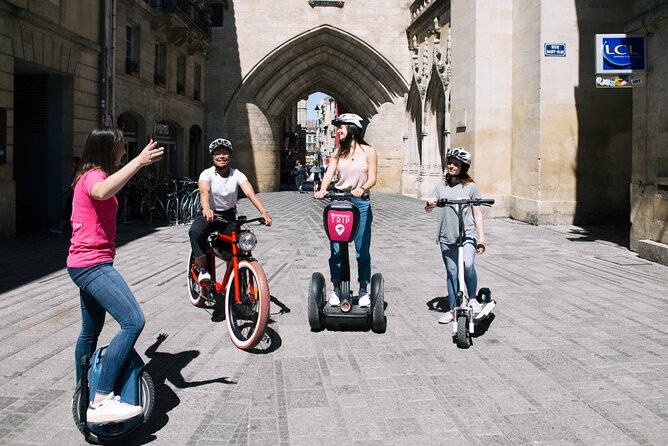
[332,113,364,130]
[446,147,472,166]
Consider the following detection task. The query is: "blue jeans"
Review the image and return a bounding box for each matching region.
[440,239,477,310]
[68,262,145,395]
[329,198,373,285]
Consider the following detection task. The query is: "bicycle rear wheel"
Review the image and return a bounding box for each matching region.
[166,198,178,225]
[226,260,270,350]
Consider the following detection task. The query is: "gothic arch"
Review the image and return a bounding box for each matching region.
[425,68,447,174]
[223,25,409,190]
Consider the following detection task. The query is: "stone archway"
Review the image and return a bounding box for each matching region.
[222,25,409,191]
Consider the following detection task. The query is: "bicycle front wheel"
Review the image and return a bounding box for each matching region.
[225,260,270,351]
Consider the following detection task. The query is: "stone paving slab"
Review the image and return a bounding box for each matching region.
[0,192,667,445]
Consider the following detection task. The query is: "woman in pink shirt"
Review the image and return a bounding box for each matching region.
[67,126,164,424]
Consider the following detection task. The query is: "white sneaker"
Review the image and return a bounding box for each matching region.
[469,299,483,314]
[87,393,143,424]
[329,288,341,306]
[438,311,454,324]
[197,268,211,284]
[358,289,371,307]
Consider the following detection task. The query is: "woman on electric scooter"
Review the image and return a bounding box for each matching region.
[425,148,487,324]
[67,126,164,423]
[314,113,378,307]
[188,138,273,284]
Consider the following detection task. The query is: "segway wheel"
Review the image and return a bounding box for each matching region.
[71,370,155,444]
[370,273,386,333]
[308,272,326,330]
[456,315,471,349]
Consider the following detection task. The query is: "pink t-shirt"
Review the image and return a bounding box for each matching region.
[67,169,118,268]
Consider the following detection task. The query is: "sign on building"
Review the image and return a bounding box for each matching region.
[595,34,645,73]
[544,43,566,57]
[595,34,645,88]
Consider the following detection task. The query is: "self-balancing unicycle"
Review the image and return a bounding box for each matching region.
[71,345,155,444]
[308,192,386,332]
[436,198,496,348]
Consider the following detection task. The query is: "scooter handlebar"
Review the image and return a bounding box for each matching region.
[435,198,495,207]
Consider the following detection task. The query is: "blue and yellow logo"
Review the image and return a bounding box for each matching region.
[601,37,645,71]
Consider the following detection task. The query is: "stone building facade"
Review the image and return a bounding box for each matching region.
[0,0,102,236]
[0,0,209,236]
[628,0,668,264]
[112,0,208,181]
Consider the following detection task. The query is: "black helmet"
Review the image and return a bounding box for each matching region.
[331,113,364,130]
[209,138,233,156]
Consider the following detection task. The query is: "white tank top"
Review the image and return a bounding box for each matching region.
[335,146,369,191]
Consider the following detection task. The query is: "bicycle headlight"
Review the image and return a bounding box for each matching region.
[238,232,257,252]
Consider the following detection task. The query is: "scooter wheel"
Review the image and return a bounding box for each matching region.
[456,315,471,349]
[308,272,326,330]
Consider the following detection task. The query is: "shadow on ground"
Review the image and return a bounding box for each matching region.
[130,333,235,444]
[0,221,170,294]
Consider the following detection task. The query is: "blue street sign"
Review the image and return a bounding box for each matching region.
[544,43,566,57]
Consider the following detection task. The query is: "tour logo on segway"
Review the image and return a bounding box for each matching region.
[323,202,359,243]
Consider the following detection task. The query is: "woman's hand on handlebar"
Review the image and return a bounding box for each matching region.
[351,187,366,198]
[261,210,272,226]
[314,190,327,200]
[202,208,215,222]
[425,199,436,212]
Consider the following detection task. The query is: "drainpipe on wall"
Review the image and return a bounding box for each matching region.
[110,0,116,122]
[98,0,107,124]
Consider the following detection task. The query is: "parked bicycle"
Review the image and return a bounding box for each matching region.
[186,213,270,350]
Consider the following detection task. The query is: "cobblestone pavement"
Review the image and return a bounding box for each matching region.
[1,192,667,445]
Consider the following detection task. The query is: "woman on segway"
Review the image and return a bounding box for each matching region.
[425,147,487,324]
[314,113,378,307]
[67,126,164,423]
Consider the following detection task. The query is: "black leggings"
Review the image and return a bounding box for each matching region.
[188,209,236,259]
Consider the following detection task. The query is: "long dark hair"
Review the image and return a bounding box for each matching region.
[334,124,369,160]
[73,126,124,186]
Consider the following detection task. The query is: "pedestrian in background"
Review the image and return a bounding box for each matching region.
[292,160,305,193]
[311,160,322,192]
[314,113,377,307]
[67,126,164,423]
[424,147,487,324]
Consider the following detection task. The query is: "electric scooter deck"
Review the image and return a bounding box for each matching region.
[323,303,370,321]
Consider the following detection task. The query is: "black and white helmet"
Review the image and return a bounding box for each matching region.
[208,138,233,156]
[332,113,364,130]
[446,147,472,166]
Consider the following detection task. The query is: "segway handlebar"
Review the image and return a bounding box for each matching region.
[323,191,370,200]
[435,198,495,207]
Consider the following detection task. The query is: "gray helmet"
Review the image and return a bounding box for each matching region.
[332,113,364,130]
[209,138,233,156]
[446,147,472,167]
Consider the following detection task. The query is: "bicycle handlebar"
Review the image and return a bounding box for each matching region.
[435,198,495,207]
[213,214,266,226]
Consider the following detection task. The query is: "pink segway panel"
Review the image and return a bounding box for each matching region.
[326,209,355,242]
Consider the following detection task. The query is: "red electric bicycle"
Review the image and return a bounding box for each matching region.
[186,214,270,351]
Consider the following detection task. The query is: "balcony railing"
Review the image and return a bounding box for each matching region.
[150,0,210,38]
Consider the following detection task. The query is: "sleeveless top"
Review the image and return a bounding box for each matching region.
[335,146,368,191]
